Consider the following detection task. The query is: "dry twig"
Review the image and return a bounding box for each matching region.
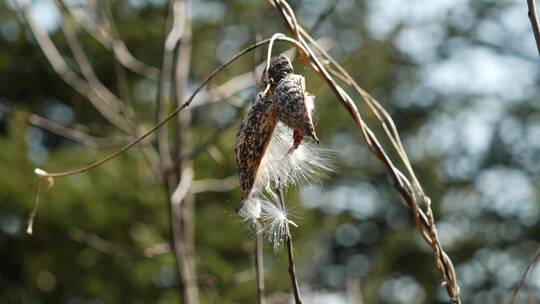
[268,1,461,302]
[62,1,160,80]
[276,187,302,304]
[70,228,171,258]
[510,247,540,304]
[527,0,540,57]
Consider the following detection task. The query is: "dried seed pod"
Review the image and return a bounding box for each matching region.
[234,95,279,203]
[267,55,294,85]
[273,73,319,151]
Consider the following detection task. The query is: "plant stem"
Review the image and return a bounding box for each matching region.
[527,0,540,57]
[255,222,266,304]
[510,247,540,304]
[276,187,302,304]
[169,1,198,302]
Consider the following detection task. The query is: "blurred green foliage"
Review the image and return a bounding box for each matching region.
[0,0,539,303]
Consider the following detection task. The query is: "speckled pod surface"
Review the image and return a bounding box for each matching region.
[267,55,294,85]
[273,73,319,143]
[234,96,278,201]
[235,55,320,211]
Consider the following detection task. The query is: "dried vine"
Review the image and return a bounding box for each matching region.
[268,0,461,302]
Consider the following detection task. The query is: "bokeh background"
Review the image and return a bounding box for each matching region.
[1,0,539,303]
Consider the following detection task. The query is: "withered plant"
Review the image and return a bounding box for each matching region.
[16,0,470,303]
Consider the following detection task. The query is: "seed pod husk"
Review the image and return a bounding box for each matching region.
[273,73,319,144]
[234,95,279,204]
[267,55,294,85]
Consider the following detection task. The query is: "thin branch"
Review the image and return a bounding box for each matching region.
[170,168,194,205]
[190,175,239,193]
[62,1,160,80]
[527,0,540,57]
[0,104,120,148]
[70,228,170,258]
[16,0,131,132]
[309,0,340,33]
[255,222,266,304]
[206,145,226,165]
[55,0,127,117]
[346,276,364,304]
[268,1,461,302]
[32,36,303,179]
[25,178,42,235]
[510,247,540,304]
[276,186,302,304]
[53,0,163,180]
[156,0,182,182]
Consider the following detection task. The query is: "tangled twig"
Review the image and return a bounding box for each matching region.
[268,0,461,302]
[20,1,462,301]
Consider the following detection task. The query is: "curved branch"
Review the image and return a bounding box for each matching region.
[33,36,304,179]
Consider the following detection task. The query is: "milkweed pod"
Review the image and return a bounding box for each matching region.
[234,95,279,205]
[267,55,294,85]
[273,73,319,145]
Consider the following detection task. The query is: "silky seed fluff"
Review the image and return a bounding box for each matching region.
[235,55,320,212]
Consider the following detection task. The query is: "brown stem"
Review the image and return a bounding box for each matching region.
[527,0,540,57]
[268,1,461,302]
[276,187,302,304]
[61,1,160,80]
[285,235,302,304]
[509,247,540,304]
[32,36,303,179]
[16,0,131,132]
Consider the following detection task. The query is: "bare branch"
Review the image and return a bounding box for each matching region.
[191,175,239,193]
[268,1,461,302]
[167,1,199,302]
[54,0,134,122]
[70,228,170,258]
[157,0,186,181]
[62,1,160,80]
[52,0,162,180]
[276,186,302,304]
[16,0,132,132]
[32,36,302,179]
[528,0,540,57]
[0,104,121,148]
[510,247,540,304]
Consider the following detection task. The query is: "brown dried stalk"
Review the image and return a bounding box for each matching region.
[27,36,304,179]
[510,247,540,304]
[268,0,461,302]
[527,0,540,57]
[276,186,302,304]
[24,35,304,240]
[15,0,131,132]
[61,1,160,80]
